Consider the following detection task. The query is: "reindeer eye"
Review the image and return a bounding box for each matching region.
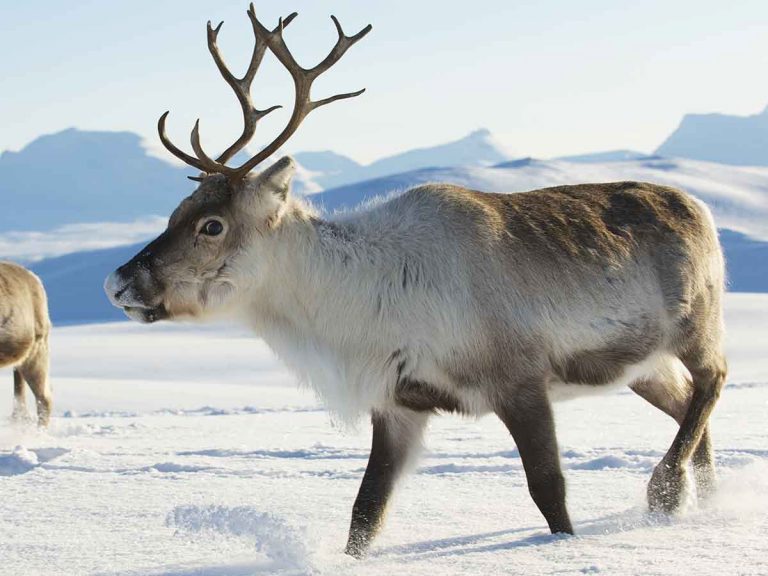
[201,220,224,236]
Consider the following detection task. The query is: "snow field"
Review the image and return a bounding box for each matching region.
[0,294,766,575]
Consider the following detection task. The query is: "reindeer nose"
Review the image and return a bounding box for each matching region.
[104,259,153,307]
[104,269,128,306]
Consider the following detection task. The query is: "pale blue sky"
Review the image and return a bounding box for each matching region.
[2,0,767,163]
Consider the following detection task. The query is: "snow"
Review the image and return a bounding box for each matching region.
[1,294,767,575]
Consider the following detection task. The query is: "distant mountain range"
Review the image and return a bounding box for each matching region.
[0,128,513,232]
[656,104,768,166]
[296,128,512,190]
[4,101,767,233]
[0,129,190,231]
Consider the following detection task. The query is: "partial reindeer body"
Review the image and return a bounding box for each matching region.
[0,262,52,427]
[105,3,726,558]
[247,181,722,419]
[260,180,724,553]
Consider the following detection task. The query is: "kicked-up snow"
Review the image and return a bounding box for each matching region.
[1,294,767,575]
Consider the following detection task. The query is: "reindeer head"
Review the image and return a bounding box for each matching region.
[105,3,370,323]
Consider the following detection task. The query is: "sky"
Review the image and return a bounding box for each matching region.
[2,0,767,164]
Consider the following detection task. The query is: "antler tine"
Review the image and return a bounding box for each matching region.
[311,88,366,110]
[231,9,372,180]
[310,16,372,79]
[190,120,234,175]
[246,8,302,74]
[158,6,371,183]
[206,10,296,165]
[157,111,210,173]
[243,11,298,86]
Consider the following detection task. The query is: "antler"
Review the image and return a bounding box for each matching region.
[206,12,297,164]
[158,8,296,175]
[158,3,372,182]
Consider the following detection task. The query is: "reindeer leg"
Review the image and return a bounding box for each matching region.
[495,382,573,535]
[12,368,30,422]
[647,350,725,512]
[631,374,716,501]
[345,409,428,558]
[20,342,51,428]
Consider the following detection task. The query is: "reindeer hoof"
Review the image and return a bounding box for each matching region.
[693,466,717,502]
[344,533,371,559]
[647,461,689,512]
[11,409,32,423]
[344,543,366,559]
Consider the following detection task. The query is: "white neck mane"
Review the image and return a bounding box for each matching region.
[241,200,416,420]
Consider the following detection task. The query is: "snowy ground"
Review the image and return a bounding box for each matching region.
[1,295,767,576]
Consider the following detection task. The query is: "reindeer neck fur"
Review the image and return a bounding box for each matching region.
[242,198,417,420]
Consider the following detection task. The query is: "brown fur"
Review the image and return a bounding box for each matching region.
[394,378,464,414]
[0,262,52,427]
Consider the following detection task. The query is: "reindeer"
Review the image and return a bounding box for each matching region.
[1,262,52,427]
[105,4,726,557]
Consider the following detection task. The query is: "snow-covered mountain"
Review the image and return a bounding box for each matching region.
[0,128,512,229]
[656,104,768,166]
[0,128,191,231]
[359,128,512,181]
[293,128,513,191]
[236,130,513,194]
[292,150,364,190]
[4,103,768,233]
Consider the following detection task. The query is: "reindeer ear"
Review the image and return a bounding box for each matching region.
[236,156,296,228]
[259,156,296,201]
